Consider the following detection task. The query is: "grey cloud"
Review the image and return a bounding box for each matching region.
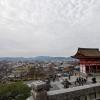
[0,0,99,56]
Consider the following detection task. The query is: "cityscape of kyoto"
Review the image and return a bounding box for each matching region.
[0,0,100,100]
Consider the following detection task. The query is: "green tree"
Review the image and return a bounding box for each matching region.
[0,82,31,100]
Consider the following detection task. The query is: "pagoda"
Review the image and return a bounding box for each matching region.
[72,48,100,74]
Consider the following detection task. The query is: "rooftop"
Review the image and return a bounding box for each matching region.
[73,48,100,59]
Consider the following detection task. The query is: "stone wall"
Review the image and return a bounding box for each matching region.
[31,81,100,100]
[47,83,100,100]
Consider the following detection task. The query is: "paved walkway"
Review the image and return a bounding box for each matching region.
[50,75,100,91]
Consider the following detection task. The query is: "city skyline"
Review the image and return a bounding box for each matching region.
[0,0,100,57]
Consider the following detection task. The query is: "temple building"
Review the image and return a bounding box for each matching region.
[73,48,100,74]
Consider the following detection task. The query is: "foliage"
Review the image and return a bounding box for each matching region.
[0,82,31,100]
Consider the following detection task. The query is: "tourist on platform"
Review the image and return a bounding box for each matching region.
[75,77,79,86]
[75,77,87,86]
[63,79,71,88]
[52,75,56,82]
[92,77,96,83]
[79,77,82,85]
[83,78,87,84]
[68,74,71,80]
[86,75,88,80]
[81,78,84,86]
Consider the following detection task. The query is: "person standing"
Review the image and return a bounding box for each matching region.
[68,74,71,80]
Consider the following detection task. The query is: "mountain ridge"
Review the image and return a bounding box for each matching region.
[0,56,77,62]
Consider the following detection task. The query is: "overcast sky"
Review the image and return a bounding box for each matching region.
[0,0,100,57]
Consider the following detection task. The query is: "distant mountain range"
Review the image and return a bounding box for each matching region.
[0,56,78,62]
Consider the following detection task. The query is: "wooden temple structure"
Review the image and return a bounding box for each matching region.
[73,48,100,74]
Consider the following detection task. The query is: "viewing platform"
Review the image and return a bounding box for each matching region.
[31,80,100,100]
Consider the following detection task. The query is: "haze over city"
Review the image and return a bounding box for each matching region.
[0,0,100,57]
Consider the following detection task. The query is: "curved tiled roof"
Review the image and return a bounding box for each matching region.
[73,48,100,58]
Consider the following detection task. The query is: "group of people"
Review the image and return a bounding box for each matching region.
[75,77,87,86]
[63,78,71,88]
[63,76,87,88]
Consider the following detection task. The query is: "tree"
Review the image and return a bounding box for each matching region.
[0,82,31,100]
